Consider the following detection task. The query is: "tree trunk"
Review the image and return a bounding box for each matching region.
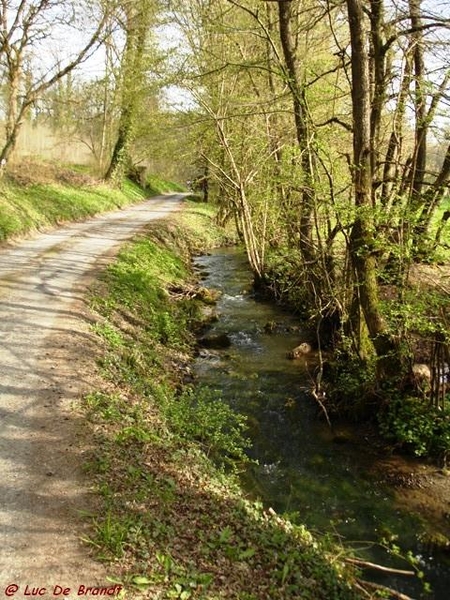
[346,0,401,378]
[105,1,152,185]
[369,0,387,188]
[105,106,134,185]
[277,1,317,272]
[409,0,427,203]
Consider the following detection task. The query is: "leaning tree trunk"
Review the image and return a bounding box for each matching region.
[277,1,318,285]
[105,1,151,185]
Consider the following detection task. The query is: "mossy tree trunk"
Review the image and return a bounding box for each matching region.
[346,0,403,379]
[105,0,153,186]
[277,1,318,289]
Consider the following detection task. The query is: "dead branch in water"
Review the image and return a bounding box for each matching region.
[345,556,415,576]
[355,578,415,600]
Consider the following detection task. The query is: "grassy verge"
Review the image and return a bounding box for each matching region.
[0,161,184,242]
[145,173,186,195]
[84,202,361,599]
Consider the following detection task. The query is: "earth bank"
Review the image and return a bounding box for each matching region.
[82,201,368,599]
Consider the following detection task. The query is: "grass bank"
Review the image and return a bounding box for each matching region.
[84,201,362,599]
[0,161,183,242]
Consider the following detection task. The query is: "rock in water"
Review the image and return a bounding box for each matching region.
[198,333,232,349]
[287,342,312,359]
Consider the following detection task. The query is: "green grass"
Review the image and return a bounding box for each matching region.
[145,173,186,195]
[83,204,362,599]
[0,162,183,242]
[0,177,146,241]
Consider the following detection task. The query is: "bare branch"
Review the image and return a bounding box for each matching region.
[316,116,352,131]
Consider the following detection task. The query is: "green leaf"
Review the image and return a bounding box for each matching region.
[281,563,290,584]
[239,547,256,560]
[131,575,152,589]
[219,526,233,543]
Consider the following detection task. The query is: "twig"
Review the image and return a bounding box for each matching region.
[353,582,372,598]
[311,388,332,429]
[355,578,416,600]
[345,557,415,576]
[309,311,332,429]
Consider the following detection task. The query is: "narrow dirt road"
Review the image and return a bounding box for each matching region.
[0,194,183,596]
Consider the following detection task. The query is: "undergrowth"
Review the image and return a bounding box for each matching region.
[84,203,361,599]
[379,396,450,460]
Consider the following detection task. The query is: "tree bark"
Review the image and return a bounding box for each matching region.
[369,0,386,187]
[346,0,401,377]
[277,0,317,271]
[105,2,151,184]
[409,0,427,203]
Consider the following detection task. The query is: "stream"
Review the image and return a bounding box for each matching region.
[193,247,450,600]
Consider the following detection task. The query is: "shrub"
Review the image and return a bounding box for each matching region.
[378,395,450,460]
[162,386,251,470]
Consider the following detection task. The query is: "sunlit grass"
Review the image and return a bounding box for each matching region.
[0,162,185,242]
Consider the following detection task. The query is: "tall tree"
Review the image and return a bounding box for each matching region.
[277,0,317,276]
[0,0,109,165]
[105,0,155,184]
[345,0,401,375]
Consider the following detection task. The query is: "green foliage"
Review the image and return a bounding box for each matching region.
[381,288,449,339]
[90,512,134,559]
[91,323,125,349]
[83,205,360,599]
[145,174,186,194]
[260,247,321,318]
[178,201,237,249]
[379,396,450,459]
[326,351,377,416]
[162,386,251,469]
[84,391,124,423]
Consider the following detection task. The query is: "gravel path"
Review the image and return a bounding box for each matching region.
[0,194,183,596]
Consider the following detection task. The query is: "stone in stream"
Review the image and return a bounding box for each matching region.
[286,342,313,359]
[198,333,232,349]
[196,286,221,304]
[263,320,302,334]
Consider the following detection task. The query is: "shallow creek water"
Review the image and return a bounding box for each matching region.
[193,248,450,600]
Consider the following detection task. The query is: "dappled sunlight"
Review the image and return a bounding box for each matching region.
[0,194,183,586]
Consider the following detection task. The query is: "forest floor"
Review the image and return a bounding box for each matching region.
[411,262,450,295]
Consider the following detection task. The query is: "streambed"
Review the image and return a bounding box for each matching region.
[193,247,450,600]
